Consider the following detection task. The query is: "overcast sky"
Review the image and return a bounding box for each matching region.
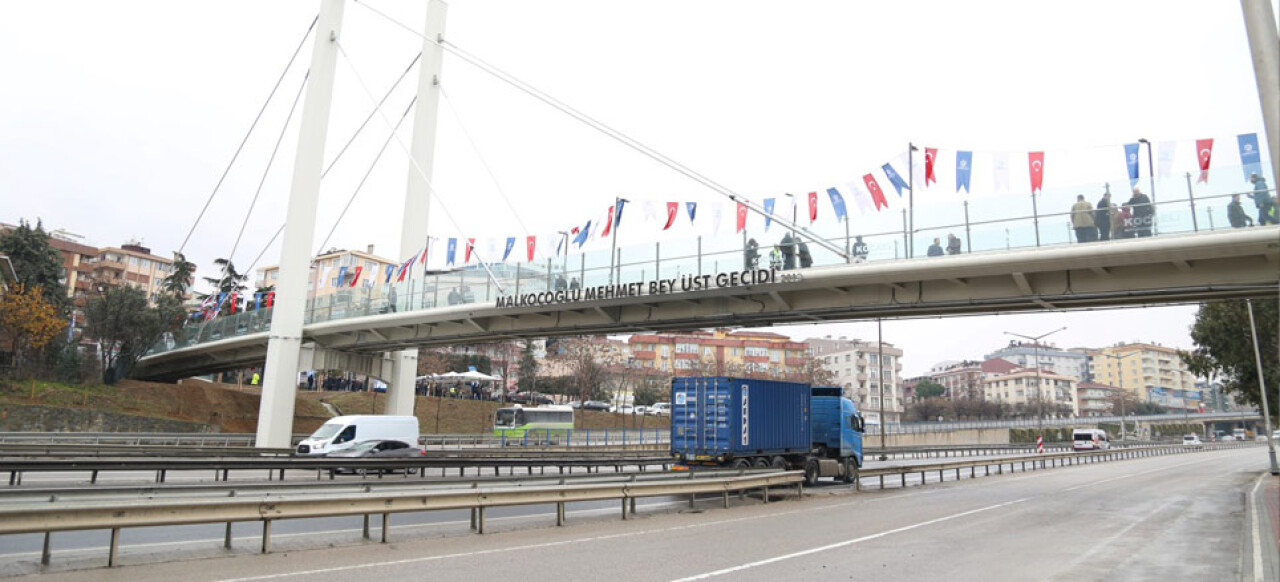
[2,1,1276,377]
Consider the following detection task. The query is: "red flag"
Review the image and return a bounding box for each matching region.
[265,292,275,308]
[1028,151,1045,193]
[735,202,748,233]
[227,293,237,315]
[526,236,537,262]
[663,202,678,230]
[924,147,938,186]
[862,174,888,210]
[601,206,614,237]
[1196,138,1214,183]
[397,259,411,282]
[465,238,475,263]
[349,266,362,287]
[807,191,818,222]
[419,244,428,265]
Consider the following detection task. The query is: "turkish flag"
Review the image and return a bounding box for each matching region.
[663,202,678,230]
[265,292,275,308]
[349,266,362,287]
[735,202,748,232]
[465,238,475,263]
[807,191,818,222]
[601,206,614,237]
[526,236,536,262]
[924,148,938,186]
[1028,151,1045,193]
[1196,138,1214,183]
[862,174,888,210]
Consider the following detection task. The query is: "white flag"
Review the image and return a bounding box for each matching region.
[1157,141,1177,179]
[847,181,874,214]
[710,202,725,234]
[992,152,1010,194]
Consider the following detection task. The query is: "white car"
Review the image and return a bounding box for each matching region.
[633,406,648,415]
[1182,434,1202,446]
[647,402,671,416]
[1220,435,1236,442]
[617,405,634,415]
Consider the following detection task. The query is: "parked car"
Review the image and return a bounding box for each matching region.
[326,439,425,474]
[582,400,612,412]
[1220,435,1236,442]
[634,406,648,415]
[1181,434,1202,446]
[647,402,671,416]
[568,401,582,409]
[617,405,635,415]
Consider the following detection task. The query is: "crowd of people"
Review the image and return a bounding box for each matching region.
[1072,173,1273,242]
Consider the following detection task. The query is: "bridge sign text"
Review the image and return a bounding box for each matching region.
[495,268,788,308]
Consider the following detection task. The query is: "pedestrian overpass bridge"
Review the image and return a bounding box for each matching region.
[135,226,1278,381]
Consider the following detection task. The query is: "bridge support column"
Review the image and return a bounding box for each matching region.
[256,0,346,448]
[385,349,418,416]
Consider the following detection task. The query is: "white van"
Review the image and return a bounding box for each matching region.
[295,415,420,456]
[1072,428,1110,451]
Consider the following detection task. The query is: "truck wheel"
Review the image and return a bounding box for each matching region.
[770,456,788,470]
[731,459,751,470]
[752,458,770,469]
[803,459,820,486]
[841,458,858,484]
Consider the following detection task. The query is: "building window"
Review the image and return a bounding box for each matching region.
[744,346,768,358]
[675,343,699,355]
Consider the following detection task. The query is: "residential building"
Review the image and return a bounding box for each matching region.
[928,359,986,400]
[629,329,809,378]
[1076,381,1120,417]
[257,245,398,299]
[986,340,1088,382]
[807,335,905,426]
[93,242,179,305]
[1088,342,1199,412]
[982,367,1078,414]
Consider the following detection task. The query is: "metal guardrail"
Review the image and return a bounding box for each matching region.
[0,429,672,449]
[0,443,295,458]
[878,411,1262,435]
[0,469,803,567]
[2,453,674,486]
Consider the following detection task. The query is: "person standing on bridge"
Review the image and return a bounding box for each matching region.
[852,236,869,263]
[744,238,760,270]
[1095,190,1114,241]
[926,237,944,256]
[946,233,962,255]
[797,239,813,268]
[1228,194,1253,228]
[1249,173,1277,225]
[779,233,797,269]
[1071,194,1096,242]
[1127,187,1153,237]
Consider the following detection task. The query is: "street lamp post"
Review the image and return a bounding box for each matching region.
[1004,327,1067,453]
[607,197,628,285]
[877,318,887,461]
[1246,299,1279,475]
[1095,351,1140,441]
[556,230,570,285]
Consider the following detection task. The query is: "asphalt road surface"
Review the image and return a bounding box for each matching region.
[6,446,1271,581]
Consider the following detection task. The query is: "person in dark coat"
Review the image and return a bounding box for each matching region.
[1228,194,1253,228]
[1095,191,1113,241]
[744,238,760,270]
[1127,187,1153,237]
[946,233,962,255]
[797,240,813,268]
[779,233,797,269]
[1250,173,1277,225]
[926,237,944,257]
[851,236,869,263]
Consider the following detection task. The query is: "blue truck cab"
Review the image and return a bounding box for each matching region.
[670,377,864,486]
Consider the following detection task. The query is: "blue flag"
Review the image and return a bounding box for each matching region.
[253,292,263,311]
[502,237,516,261]
[882,163,909,196]
[384,264,394,283]
[764,197,776,230]
[826,187,848,222]
[573,221,592,247]
[1238,133,1261,181]
[446,238,457,266]
[335,266,347,287]
[686,202,697,222]
[955,151,973,193]
[1124,143,1141,187]
[614,199,626,228]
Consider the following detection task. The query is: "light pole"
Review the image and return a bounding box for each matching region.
[1095,351,1139,441]
[1246,299,1279,475]
[783,193,799,264]
[607,197,628,285]
[1004,327,1067,451]
[556,230,570,286]
[877,318,887,461]
[1138,138,1156,234]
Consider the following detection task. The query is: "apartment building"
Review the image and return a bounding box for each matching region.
[982,367,1079,414]
[807,335,905,426]
[986,340,1088,381]
[1087,342,1199,412]
[92,242,177,302]
[628,329,809,377]
[1076,381,1121,417]
[258,245,399,299]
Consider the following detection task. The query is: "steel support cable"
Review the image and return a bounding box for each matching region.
[315,94,418,256]
[334,41,506,293]
[439,86,536,250]
[227,70,311,267]
[349,1,847,259]
[178,14,319,255]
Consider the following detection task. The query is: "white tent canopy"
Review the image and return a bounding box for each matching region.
[416,370,501,382]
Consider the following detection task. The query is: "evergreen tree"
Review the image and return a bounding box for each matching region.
[1183,299,1278,417]
[0,219,70,313]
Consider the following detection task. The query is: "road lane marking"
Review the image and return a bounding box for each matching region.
[667,498,1029,581]
[1249,473,1266,582]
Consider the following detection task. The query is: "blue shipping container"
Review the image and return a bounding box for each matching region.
[670,377,811,460]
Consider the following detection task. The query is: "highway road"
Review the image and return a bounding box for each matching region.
[4,446,1271,581]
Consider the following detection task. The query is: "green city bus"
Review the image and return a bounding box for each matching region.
[493,405,574,439]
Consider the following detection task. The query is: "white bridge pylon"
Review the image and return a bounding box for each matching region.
[256,0,449,449]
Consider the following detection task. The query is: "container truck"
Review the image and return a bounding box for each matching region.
[669,377,864,485]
